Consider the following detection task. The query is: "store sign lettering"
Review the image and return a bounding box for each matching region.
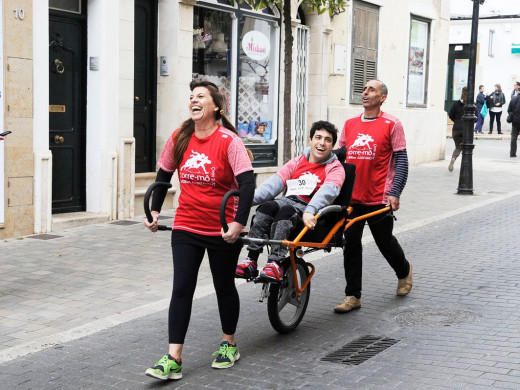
[242,31,270,61]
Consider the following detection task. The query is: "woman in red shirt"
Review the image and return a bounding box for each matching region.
[144,80,254,380]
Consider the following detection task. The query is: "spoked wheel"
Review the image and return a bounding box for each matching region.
[267,257,310,334]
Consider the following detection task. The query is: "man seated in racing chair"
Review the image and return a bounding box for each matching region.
[236,120,345,282]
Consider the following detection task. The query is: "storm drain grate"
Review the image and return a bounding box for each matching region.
[27,234,64,240]
[110,220,140,226]
[321,335,400,365]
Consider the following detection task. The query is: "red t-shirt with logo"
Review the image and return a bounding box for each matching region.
[339,112,406,205]
[277,154,344,203]
[157,126,253,235]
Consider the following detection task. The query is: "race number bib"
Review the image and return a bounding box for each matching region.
[285,177,318,197]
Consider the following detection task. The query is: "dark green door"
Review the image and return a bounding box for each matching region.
[445,44,471,112]
[49,14,86,213]
[134,0,158,173]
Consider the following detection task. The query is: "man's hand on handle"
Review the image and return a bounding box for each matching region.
[387,196,400,211]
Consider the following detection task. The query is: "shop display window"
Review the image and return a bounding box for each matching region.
[237,17,276,145]
[192,3,280,166]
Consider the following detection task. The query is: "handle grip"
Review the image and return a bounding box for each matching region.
[220,190,240,233]
[144,182,172,230]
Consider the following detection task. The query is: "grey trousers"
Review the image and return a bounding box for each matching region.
[248,197,306,262]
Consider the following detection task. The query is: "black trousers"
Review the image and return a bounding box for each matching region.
[168,230,242,344]
[343,204,409,299]
[489,111,502,132]
[511,122,519,157]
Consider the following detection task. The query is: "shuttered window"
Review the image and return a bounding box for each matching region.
[350,1,379,104]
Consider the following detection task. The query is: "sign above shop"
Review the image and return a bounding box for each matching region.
[242,31,270,61]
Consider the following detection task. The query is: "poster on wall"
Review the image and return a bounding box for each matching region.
[0,0,5,224]
[407,19,429,105]
[453,59,469,101]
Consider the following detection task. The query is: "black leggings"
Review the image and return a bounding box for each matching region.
[168,230,243,344]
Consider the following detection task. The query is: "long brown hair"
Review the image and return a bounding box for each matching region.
[173,80,238,164]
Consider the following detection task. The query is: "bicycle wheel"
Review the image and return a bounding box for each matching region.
[267,257,310,334]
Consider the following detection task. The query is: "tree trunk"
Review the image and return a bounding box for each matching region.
[282,0,293,163]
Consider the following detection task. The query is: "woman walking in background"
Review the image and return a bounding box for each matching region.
[448,87,466,172]
[488,84,506,134]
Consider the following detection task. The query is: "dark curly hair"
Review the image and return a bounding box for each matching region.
[309,120,338,145]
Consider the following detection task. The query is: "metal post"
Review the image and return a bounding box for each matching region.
[457,0,484,194]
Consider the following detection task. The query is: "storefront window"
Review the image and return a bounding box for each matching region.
[237,17,276,146]
[193,3,280,166]
[193,7,233,117]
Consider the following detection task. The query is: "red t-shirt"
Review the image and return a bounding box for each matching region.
[339,112,406,205]
[277,154,345,203]
[157,126,253,235]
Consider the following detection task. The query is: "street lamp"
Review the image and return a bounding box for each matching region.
[457,0,485,194]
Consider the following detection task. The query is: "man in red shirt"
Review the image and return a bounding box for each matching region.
[334,80,412,313]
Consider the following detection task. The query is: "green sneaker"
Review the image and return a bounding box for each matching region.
[145,354,182,380]
[211,341,240,369]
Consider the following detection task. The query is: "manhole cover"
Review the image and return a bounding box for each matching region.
[394,309,481,327]
[27,234,63,240]
[158,215,173,220]
[110,220,140,226]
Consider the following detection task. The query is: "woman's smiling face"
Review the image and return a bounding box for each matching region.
[189,86,218,122]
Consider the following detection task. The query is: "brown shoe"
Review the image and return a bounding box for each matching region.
[396,262,413,296]
[334,296,361,313]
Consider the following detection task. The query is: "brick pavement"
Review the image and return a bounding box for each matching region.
[1,139,520,388]
[1,194,520,389]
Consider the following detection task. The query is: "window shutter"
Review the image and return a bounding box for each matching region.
[350,1,379,104]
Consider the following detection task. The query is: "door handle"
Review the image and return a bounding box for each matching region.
[54,135,65,144]
[135,96,140,102]
[54,59,65,74]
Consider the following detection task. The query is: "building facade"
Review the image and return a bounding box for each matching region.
[0,0,450,239]
[449,0,520,129]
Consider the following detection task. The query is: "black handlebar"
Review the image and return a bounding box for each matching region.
[144,182,172,231]
[220,190,240,233]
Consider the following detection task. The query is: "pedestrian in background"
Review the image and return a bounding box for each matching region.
[144,80,255,380]
[474,85,485,134]
[511,81,520,99]
[448,86,467,172]
[508,94,520,158]
[334,79,412,314]
[487,83,506,134]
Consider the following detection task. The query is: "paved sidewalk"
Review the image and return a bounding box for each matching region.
[0,138,519,388]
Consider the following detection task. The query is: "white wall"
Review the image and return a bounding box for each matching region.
[329,0,450,165]
[450,19,520,99]
[0,0,4,225]
[450,0,519,18]
[87,0,122,215]
[33,0,52,233]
